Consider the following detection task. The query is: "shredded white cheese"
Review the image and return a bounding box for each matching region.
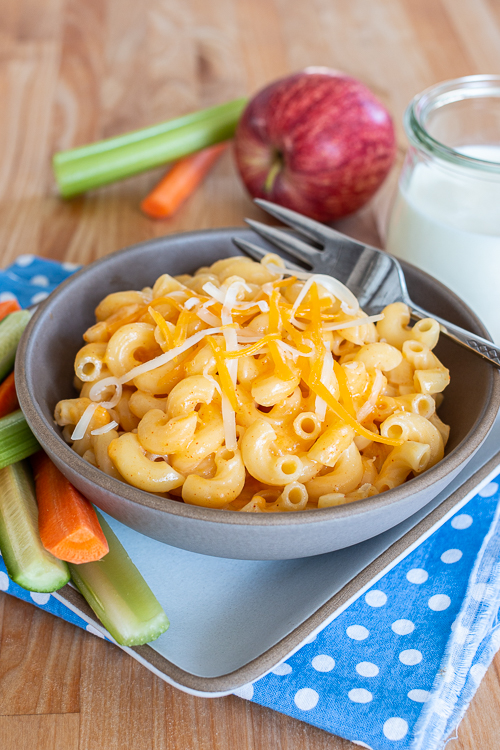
[203,366,222,396]
[322,313,384,331]
[315,350,334,422]
[203,280,268,314]
[88,377,122,409]
[202,282,225,303]
[236,334,264,343]
[219,282,242,452]
[221,393,237,452]
[357,369,385,422]
[71,403,98,441]
[116,327,224,384]
[221,282,243,326]
[91,421,119,436]
[264,263,312,279]
[276,340,314,359]
[230,299,269,313]
[196,307,221,327]
[290,274,359,323]
[184,296,200,310]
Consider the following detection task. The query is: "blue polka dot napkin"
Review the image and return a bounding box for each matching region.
[2,255,500,750]
[237,474,500,749]
[0,254,80,308]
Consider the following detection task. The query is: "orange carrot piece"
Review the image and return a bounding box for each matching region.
[140,143,228,219]
[31,452,109,564]
[0,372,19,418]
[0,299,21,322]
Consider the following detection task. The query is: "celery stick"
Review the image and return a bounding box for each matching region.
[0,461,70,592]
[55,99,246,162]
[69,513,169,646]
[0,410,40,470]
[0,310,32,382]
[53,98,247,198]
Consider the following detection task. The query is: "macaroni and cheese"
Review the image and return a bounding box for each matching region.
[54,254,451,512]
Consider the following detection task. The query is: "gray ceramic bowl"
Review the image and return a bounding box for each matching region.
[15,229,500,560]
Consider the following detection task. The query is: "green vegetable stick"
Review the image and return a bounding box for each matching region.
[69,512,169,647]
[0,461,70,592]
[0,410,40,470]
[53,98,247,198]
[0,310,32,382]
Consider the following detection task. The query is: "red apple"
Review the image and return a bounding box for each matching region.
[234,68,396,222]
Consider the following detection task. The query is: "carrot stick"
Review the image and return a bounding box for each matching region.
[0,299,21,322]
[0,372,19,418]
[140,143,228,219]
[31,452,109,564]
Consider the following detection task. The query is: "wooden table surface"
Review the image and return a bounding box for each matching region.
[1,1,500,748]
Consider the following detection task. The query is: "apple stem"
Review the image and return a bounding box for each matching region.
[264,152,283,193]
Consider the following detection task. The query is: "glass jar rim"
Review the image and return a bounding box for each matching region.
[405,74,500,174]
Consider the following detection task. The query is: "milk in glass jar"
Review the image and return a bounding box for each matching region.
[386,76,500,343]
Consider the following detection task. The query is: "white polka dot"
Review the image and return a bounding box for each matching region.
[478,482,499,497]
[86,624,105,639]
[0,291,17,302]
[353,743,374,749]
[406,568,428,584]
[233,683,254,700]
[15,254,35,267]
[383,718,408,741]
[408,689,429,703]
[349,688,372,703]
[304,632,317,644]
[391,619,415,635]
[311,654,335,672]
[272,662,292,676]
[399,649,423,666]
[356,661,379,677]
[347,625,369,641]
[429,594,451,611]
[294,687,319,710]
[470,664,487,683]
[30,592,50,605]
[0,571,9,591]
[365,590,387,607]
[471,583,487,601]
[62,261,80,271]
[441,549,463,564]
[451,514,473,529]
[31,291,49,304]
[30,274,50,287]
[490,628,500,648]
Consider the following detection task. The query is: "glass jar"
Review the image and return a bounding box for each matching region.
[386,75,500,343]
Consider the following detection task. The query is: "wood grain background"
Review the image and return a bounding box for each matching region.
[1,0,500,747]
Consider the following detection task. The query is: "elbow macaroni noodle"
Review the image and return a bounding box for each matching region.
[55,255,451,513]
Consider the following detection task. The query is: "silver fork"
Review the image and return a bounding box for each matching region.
[232,198,500,369]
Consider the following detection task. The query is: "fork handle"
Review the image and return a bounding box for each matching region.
[409,302,500,369]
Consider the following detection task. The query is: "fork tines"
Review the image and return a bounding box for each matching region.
[254,198,346,245]
[245,219,316,268]
[231,236,304,273]
[234,198,368,274]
